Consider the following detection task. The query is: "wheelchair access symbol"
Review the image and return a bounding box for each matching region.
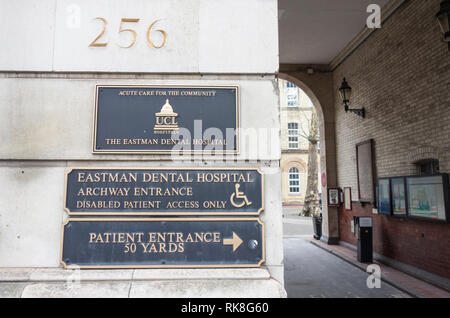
[230,183,252,208]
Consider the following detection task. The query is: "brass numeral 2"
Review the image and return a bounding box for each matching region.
[89,17,108,47]
[89,17,167,49]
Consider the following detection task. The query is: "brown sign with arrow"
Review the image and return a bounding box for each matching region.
[61,218,265,268]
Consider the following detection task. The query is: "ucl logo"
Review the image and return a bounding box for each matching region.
[154,99,179,134]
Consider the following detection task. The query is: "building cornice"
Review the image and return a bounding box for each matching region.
[281,149,310,154]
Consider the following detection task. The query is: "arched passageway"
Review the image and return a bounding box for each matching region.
[277,74,410,298]
[278,70,339,243]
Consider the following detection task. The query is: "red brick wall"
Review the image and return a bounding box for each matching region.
[334,0,450,278]
[339,203,450,279]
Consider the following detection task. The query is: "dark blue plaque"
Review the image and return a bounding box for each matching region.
[61,218,265,268]
[93,85,239,154]
[64,168,264,215]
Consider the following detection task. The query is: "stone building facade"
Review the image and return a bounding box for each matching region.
[0,0,286,297]
[279,79,320,205]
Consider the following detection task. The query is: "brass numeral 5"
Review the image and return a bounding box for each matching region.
[118,18,140,48]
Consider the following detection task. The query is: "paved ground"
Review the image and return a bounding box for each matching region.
[282,206,410,298]
[310,238,450,298]
[282,206,313,237]
[284,238,410,298]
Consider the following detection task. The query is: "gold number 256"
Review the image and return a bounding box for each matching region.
[89,17,167,49]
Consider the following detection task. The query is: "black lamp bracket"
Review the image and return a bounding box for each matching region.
[344,104,365,118]
[347,108,366,118]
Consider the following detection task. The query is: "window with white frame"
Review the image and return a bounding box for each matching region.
[288,122,299,149]
[286,81,298,107]
[289,167,300,194]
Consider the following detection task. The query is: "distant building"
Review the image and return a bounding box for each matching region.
[279,79,320,206]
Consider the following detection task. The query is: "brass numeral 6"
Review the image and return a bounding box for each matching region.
[147,19,167,49]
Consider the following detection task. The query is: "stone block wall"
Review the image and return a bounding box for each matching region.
[0,0,286,296]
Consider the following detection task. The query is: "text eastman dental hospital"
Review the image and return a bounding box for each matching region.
[74,171,255,210]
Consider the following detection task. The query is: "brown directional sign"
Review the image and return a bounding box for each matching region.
[64,168,264,216]
[60,218,265,269]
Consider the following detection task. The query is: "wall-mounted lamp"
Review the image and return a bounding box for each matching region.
[338,78,365,118]
[436,0,450,51]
